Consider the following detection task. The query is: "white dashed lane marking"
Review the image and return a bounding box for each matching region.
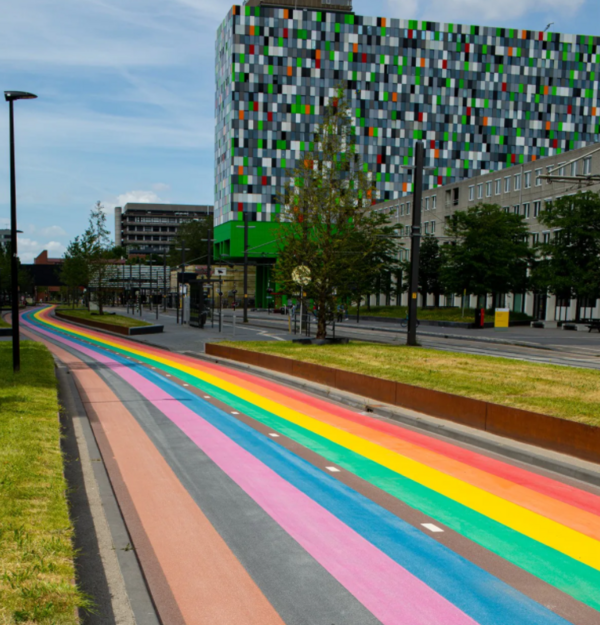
[421,523,444,533]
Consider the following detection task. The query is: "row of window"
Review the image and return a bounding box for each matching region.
[124,226,178,233]
[468,157,592,202]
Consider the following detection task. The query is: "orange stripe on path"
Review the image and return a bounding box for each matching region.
[34,333,285,625]
[183,357,600,544]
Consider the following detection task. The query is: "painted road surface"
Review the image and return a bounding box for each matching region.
[22,306,600,625]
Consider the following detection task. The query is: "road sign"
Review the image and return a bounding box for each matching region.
[292,265,311,286]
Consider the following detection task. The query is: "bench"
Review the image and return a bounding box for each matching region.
[587,320,600,332]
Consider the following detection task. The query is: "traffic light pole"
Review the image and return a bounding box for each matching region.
[407,141,425,347]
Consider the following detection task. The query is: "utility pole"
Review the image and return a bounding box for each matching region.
[407,141,425,347]
[180,239,186,324]
[138,258,142,317]
[163,252,167,312]
[243,214,249,323]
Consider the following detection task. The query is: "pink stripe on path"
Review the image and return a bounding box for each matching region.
[27,317,477,625]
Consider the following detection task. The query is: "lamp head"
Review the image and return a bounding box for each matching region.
[4,91,38,102]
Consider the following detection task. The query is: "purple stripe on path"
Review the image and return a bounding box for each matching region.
[27,318,477,625]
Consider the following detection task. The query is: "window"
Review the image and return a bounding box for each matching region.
[445,189,452,207]
[406,202,411,215]
[452,188,460,205]
[400,204,404,216]
[424,222,429,234]
[543,231,550,244]
[495,179,501,195]
[514,173,521,191]
[583,156,592,175]
[570,161,578,177]
[523,202,530,219]
[469,185,474,201]
[524,171,531,188]
[513,205,520,215]
[486,181,492,197]
[425,197,430,211]
[431,220,436,233]
[431,195,437,210]
[533,200,541,217]
[477,183,483,199]
[503,206,510,213]
[558,162,565,176]
[531,233,540,245]
[405,225,410,236]
[535,168,542,186]
[504,176,511,193]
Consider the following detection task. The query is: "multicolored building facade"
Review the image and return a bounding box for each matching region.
[214,0,600,300]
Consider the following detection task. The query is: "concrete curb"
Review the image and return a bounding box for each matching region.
[56,361,161,625]
[186,351,600,488]
[241,317,556,351]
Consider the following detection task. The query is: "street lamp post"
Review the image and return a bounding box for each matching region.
[5,91,37,373]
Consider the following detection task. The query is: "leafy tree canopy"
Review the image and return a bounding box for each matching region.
[532,191,600,301]
[167,217,213,268]
[441,203,532,299]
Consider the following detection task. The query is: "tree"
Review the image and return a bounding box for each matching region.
[532,191,600,320]
[84,203,114,314]
[167,217,213,269]
[441,203,532,306]
[401,234,444,307]
[275,87,399,338]
[61,236,89,307]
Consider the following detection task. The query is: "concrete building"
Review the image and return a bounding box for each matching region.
[0,229,11,247]
[114,203,213,255]
[375,143,600,322]
[214,1,600,306]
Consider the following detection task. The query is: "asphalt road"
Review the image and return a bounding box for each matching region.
[20,306,600,625]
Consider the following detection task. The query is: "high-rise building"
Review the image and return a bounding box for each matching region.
[214,1,600,268]
[115,203,213,255]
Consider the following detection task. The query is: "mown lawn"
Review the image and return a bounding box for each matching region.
[221,341,600,427]
[57,307,151,328]
[0,342,88,623]
[347,305,532,323]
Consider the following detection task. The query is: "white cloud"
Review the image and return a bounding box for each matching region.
[386,0,585,23]
[23,224,68,239]
[17,236,66,264]
[102,189,170,216]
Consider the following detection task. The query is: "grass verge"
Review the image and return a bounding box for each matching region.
[0,315,10,328]
[56,308,151,328]
[347,305,532,323]
[220,341,600,427]
[0,342,88,623]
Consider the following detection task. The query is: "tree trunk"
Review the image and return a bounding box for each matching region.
[316,296,327,339]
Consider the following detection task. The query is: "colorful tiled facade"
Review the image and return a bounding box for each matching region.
[214,4,600,230]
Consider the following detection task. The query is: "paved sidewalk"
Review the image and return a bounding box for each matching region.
[104,306,295,352]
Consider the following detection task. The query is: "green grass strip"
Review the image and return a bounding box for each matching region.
[0,342,89,623]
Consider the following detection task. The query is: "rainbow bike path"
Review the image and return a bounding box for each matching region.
[23,306,600,625]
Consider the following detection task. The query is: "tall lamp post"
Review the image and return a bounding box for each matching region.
[5,91,37,373]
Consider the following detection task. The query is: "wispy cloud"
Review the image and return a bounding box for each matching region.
[385,0,585,24]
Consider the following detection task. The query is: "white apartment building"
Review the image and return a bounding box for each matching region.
[374,143,600,322]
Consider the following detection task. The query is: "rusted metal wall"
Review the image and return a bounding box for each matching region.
[205,343,600,464]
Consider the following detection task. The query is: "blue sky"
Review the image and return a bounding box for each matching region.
[1,0,599,261]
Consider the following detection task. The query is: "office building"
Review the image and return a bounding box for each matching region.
[115,203,213,255]
[375,143,600,322]
[0,230,11,247]
[215,1,600,250]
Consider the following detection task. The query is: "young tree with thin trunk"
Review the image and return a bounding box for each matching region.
[275,88,398,339]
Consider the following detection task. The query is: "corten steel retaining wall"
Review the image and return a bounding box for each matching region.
[205,343,600,464]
